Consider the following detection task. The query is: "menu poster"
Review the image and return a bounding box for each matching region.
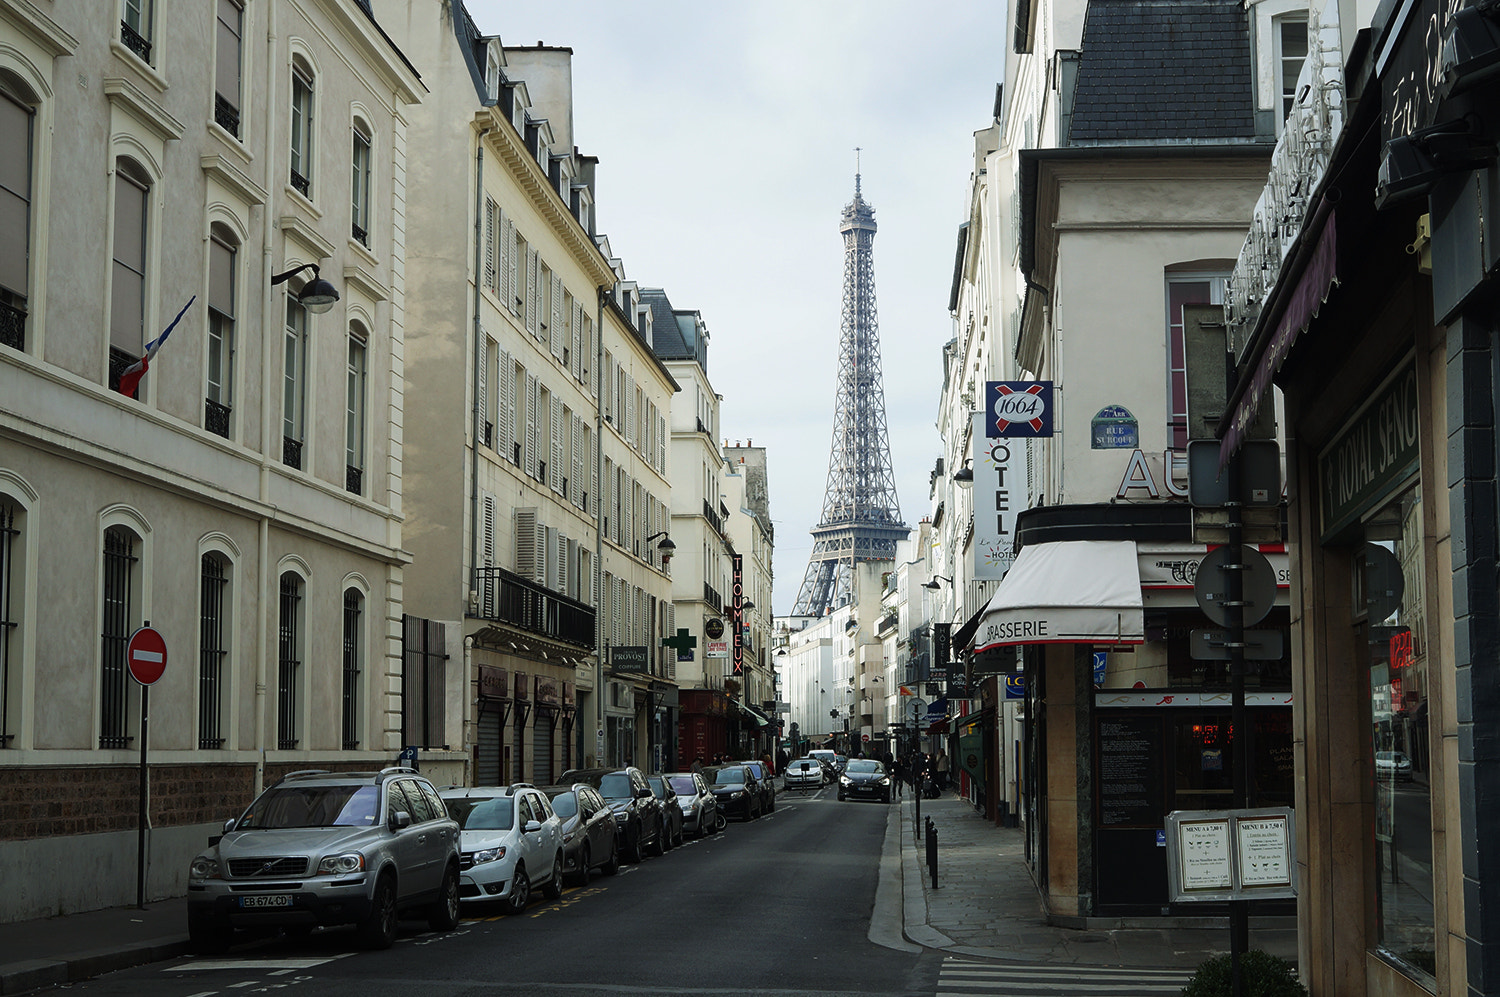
[1236,817,1291,886]
[1178,819,1233,890]
[1097,717,1164,827]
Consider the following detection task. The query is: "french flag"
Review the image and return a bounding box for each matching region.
[117,296,195,397]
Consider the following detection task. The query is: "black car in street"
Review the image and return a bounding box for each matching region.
[539,783,620,885]
[704,765,762,821]
[559,767,665,862]
[646,776,685,848]
[736,760,777,814]
[837,758,894,803]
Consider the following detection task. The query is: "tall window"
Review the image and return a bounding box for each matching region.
[0,501,18,746]
[206,228,236,438]
[214,0,243,137]
[282,297,307,469]
[198,553,228,749]
[351,125,371,246]
[289,61,314,197]
[342,588,362,749]
[100,526,137,749]
[277,572,302,749]
[120,0,154,63]
[111,160,150,392]
[1277,16,1310,122]
[1165,275,1224,450]
[346,327,367,495]
[0,78,35,351]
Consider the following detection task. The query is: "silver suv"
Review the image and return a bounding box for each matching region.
[186,767,461,952]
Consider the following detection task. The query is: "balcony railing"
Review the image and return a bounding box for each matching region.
[346,464,363,496]
[214,94,240,137]
[352,222,368,247]
[120,21,151,61]
[290,169,310,197]
[475,566,596,649]
[0,298,25,351]
[283,436,303,470]
[702,499,723,536]
[205,398,231,438]
[704,583,722,614]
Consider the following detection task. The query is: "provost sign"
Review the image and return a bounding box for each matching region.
[986,381,1053,438]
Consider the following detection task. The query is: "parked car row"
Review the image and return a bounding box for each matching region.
[185,762,768,955]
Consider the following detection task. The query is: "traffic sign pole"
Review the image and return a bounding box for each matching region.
[138,680,148,909]
[125,623,167,910]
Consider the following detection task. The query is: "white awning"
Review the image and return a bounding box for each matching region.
[972,540,1144,651]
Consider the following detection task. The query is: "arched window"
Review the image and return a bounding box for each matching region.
[0,72,37,351]
[111,158,152,393]
[100,525,140,748]
[206,223,238,438]
[351,120,371,246]
[277,571,304,749]
[289,58,315,197]
[346,323,368,495]
[198,552,230,748]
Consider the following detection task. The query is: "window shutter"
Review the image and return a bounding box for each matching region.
[590,430,599,519]
[526,249,540,339]
[476,330,489,447]
[586,316,597,397]
[480,492,498,609]
[543,525,558,590]
[550,394,564,493]
[613,579,624,646]
[526,373,539,477]
[626,377,637,449]
[571,299,584,382]
[657,411,666,472]
[572,414,585,509]
[502,216,517,314]
[515,508,538,581]
[484,199,497,293]
[496,349,514,462]
[550,273,565,359]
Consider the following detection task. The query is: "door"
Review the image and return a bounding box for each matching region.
[533,711,555,785]
[385,781,435,900]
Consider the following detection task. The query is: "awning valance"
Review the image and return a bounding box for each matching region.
[739,703,772,728]
[972,540,1144,651]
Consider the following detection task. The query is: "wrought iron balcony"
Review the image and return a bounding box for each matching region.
[704,583,723,614]
[282,436,303,470]
[214,94,240,137]
[290,169,310,197]
[474,566,596,649]
[205,398,231,438]
[352,222,368,247]
[346,464,363,496]
[0,298,25,351]
[120,21,151,61]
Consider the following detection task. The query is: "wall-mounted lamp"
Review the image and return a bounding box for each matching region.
[923,575,953,590]
[645,531,676,553]
[952,458,974,485]
[270,263,340,314]
[741,600,756,611]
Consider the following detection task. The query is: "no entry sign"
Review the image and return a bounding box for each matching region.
[126,626,167,686]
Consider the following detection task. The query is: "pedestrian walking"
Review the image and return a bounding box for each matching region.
[891,755,905,798]
[935,749,950,792]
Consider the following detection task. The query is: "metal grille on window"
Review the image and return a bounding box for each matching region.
[282,436,302,470]
[100,527,136,748]
[198,554,227,749]
[277,574,301,749]
[0,503,15,746]
[342,589,361,749]
[120,20,151,61]
[214,94,240,137]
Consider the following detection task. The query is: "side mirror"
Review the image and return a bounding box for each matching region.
[223,817,237,834]
[637,787,653,799]
[524,820,543,833]
[389,810,412,831]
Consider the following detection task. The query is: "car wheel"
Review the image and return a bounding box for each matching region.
[188,913,233,955]
[713,811,726,833]
[542,853,564,900]
[673,821,685,847]
[601,838,621,875]
[357,873,398,949]
[623,823,644,863]
[837,792,845,801]
[573,844,592,886]
[768,795,776,813]
[647,818,666,856]
[503,865,530,915]
[427,863,461,931]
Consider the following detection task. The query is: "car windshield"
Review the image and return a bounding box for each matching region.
[597,774,634,799]
[742,763,764,778]
[647,777,670,798]
[714,768,747,786]
[667,776,697,796]
[237,784,381,829]
[547,793,578,819]
[444,796,514,831]
[847,760,882,774]
[793,760,818,770]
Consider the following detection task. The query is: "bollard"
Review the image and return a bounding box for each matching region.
[926,817,938,888]
[914,779,922,841]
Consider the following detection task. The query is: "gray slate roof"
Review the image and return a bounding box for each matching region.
[1069,0,1256,143]
[641,289,693,360]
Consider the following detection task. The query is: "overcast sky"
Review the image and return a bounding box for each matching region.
[467,1,1005,616]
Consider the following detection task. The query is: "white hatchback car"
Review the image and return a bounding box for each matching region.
[783,757,824,790]
[439,786,565,913]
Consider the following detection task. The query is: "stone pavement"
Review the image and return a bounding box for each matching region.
[894,790,1299,969]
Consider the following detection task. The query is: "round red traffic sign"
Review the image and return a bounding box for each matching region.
[862,733,871,742]
[126,626,167,686]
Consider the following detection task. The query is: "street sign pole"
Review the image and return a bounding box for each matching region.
[138,679,149,909]
[126,623,168,910]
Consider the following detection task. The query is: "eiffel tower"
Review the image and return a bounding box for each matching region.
[792,170,908,616]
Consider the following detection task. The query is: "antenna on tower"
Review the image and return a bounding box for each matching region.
[854,146,862,196]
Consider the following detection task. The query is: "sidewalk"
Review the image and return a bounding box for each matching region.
[0,895,190,995]
[895,790,1299,969]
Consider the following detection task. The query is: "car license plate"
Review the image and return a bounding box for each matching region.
[239,894,294,908]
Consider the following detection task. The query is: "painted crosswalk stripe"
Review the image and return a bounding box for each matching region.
[937,957,1195,996]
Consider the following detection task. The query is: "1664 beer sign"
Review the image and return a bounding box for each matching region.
[986,381,1053,437]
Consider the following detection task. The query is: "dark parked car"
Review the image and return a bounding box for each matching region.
[736,760,777,814]
[646,776,686,848]
[559,767,665,862]
[838,758,894,803]
[540,783,620,885]
[705,765,763,821]
[664,771,721,837]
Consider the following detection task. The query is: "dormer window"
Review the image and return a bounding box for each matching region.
[1275,14,1309,124]
[485,47,501,102]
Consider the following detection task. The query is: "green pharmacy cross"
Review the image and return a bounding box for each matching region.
[662,628,697,654]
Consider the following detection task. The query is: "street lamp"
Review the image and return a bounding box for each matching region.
[923,576,953,590]
[644,531,675,566]
[270,263,340,314]
[952,458,974,485]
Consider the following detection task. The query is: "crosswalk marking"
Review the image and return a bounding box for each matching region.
[937,956,1195,996]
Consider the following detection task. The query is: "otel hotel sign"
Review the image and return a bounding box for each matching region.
[974,382,1050,581]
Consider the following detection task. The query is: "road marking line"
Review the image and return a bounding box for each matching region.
[167,956,351,972]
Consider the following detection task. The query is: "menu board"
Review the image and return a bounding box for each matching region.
[1236,817,1291,886]
[1178,819,1234,890]
[1097,717,1164,826]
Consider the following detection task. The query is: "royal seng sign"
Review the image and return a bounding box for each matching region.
[1318,361,1419,540]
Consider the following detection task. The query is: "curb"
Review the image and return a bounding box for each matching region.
[0,937,189,996]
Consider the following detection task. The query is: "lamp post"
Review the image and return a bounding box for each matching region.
[269,263,340,314]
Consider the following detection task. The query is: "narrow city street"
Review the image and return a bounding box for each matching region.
[35,791,945,997]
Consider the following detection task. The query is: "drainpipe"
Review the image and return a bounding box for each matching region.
[594,284,606,766]
[253,0,281,798]
[470,129,490,603]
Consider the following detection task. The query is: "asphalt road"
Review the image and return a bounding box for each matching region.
[42,786,943,997]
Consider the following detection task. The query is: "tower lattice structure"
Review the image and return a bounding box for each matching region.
[792,174,908,617]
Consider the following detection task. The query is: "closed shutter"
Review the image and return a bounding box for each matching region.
[515,508,543,583]
[657,411,666,472]
[526,249,539,339]
[572,300,584,382]
[481,493,497,609]
[484,199,497,293]
[550,273,565,360]
[477,708,502,785]
[533,714,555,785]
[525,373,539,478]
[550,394,564,493]
[503,216,517,314]
[497,349,514,463]
[590,428,599,517]
[475,330,489,447]
[544,525,558,590]
[572,414,585,509]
